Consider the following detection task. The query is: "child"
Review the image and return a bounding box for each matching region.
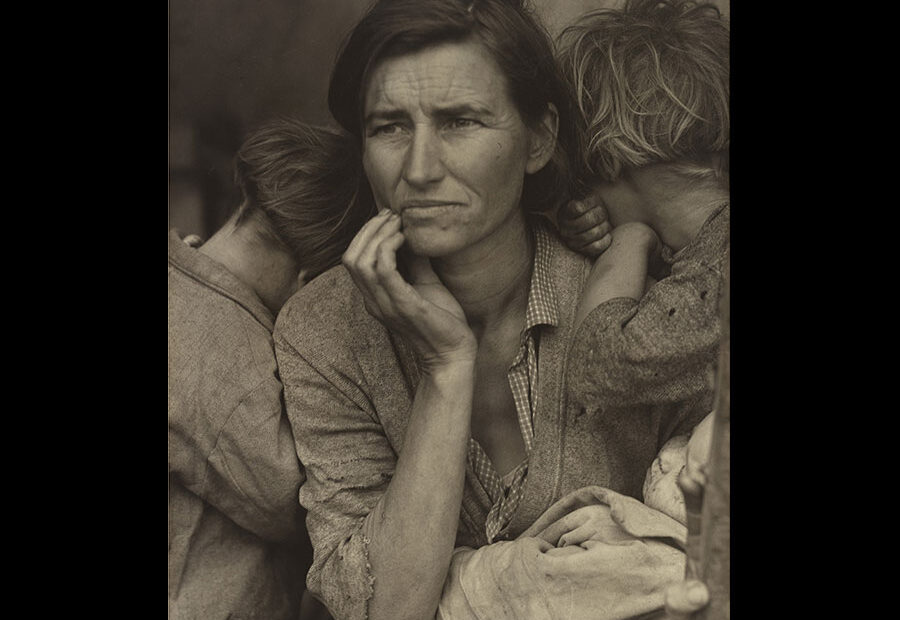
[555,0,730,523]
[169,117,373,620]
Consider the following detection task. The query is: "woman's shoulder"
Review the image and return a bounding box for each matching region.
[277,263,357,330]
[274,263,384,356]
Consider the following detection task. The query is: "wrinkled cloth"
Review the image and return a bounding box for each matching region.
[568,205,729,414]
[274,218,704,620]
[437,486,686,620]
[168,230,318,620]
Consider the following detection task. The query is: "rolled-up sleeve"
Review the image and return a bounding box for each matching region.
[275,333,397,620]
[569,261,723,409]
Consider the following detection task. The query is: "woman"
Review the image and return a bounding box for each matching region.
[274,2,699,619]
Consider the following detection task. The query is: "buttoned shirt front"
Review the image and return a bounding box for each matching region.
[467,222,559,542]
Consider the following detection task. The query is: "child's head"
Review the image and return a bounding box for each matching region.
[233,117,375,280]
[558,0,729,190]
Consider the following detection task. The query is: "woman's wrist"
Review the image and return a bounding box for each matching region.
[420,353,477,383]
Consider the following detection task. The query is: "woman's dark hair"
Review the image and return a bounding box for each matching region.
[234,117,376,279]
[328,0,578,213]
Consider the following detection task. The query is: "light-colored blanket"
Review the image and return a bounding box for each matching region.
[438,486,687,620]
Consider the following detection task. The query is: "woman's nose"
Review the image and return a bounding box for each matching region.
[402,126,445,187]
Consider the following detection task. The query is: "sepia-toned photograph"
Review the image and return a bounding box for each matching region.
[168,1,731,618]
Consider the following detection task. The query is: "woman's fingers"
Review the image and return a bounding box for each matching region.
[373,231,422,314]
[355,212,402,278]
[558,523,592,548]
[343,208,395,266]
[343,212,401,284]
[374,229,406,278]
[342,210,475,361]
[344,210,405,320]
[540,505,608,546]
[349,215,444,327]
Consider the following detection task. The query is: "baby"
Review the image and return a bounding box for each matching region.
[643,410,715,524]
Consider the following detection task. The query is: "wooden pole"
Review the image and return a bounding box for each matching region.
[680,253,730,619]
[697,252,730,619]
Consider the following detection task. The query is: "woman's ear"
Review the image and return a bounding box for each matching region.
[525,102,559,175]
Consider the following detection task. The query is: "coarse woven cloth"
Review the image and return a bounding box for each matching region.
[437,486,686,620]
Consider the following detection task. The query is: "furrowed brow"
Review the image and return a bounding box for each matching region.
[364,109,408,127]
[433,104,493,120]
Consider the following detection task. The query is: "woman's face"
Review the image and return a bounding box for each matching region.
[361,39,553,258]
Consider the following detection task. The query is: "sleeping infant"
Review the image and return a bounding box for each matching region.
[642,411,716,525]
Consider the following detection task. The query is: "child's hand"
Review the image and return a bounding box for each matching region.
[558,195,612,257]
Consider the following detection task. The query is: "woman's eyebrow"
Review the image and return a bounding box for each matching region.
[364,103,494,127]
[433,103,493,119]
[364,108,410,126]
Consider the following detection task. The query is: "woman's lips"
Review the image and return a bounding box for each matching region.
[399,201,464,219]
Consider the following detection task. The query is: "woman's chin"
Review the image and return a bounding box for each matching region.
[402,230,463,259]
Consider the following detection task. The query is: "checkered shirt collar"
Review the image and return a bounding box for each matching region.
[523,220,560,332]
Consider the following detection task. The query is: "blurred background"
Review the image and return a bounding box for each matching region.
[168,0,729,240]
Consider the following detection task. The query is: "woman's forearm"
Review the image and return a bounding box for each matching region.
[365,360,476,620]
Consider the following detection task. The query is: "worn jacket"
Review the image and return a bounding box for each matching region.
[274,220,704,620]
[567,204,730,412]
[168,230,312,620]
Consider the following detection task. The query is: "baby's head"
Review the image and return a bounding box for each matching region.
[557,0,730,191]
[643,411,716,524]
[643,433,689,524]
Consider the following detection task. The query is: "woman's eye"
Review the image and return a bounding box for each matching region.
[448,118,480,130]
[371,123,403,137]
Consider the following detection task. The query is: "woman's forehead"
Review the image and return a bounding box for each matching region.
[363,40,512,115]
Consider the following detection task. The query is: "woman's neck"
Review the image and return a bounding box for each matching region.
[430,213,534,334]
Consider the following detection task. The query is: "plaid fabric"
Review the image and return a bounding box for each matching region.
[468,222,559,543]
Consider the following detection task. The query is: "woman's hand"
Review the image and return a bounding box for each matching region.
[342,209,477,368]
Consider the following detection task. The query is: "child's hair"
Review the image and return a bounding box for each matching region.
[557,0,729,189]
[233,117,375,279]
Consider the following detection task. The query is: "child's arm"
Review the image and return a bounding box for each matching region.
[574,222,661,327]
[565,212,725,410]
